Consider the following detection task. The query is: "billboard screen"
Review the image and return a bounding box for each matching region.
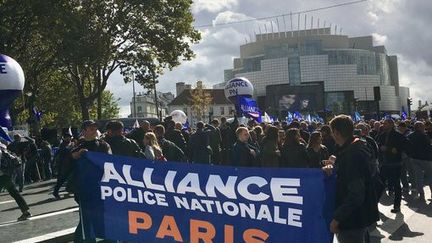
[279,93,318,112]
[265,83,325,118]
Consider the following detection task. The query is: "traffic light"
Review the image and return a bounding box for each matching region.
[407,98,412,106]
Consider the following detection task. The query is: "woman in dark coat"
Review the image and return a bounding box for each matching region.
[307,131,330,168]
[280,128,310,168]
[321,125,336,155]
[260,126,280,167]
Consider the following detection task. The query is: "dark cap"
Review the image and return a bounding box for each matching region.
[81,120,97,129]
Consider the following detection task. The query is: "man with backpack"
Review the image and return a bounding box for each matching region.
[0,144,31,221]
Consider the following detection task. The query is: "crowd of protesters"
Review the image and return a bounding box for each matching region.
[2,114,432,242]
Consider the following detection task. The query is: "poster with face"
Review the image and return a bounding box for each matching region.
[279,94,315,112]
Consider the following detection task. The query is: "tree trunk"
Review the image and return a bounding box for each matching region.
[97,91,102,120]
[80,100,90,121]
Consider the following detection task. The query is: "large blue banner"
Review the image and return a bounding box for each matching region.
[78,152,336,243]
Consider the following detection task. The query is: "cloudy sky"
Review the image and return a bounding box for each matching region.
[107,0,432,117]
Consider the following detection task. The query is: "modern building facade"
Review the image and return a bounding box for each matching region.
[130,91,174,118]
[225,27,409,117]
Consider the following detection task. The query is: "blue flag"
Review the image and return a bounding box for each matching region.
[306,114,312,123]
[182,119,190,130]
[0,127,11,142]
[293,111,302,120]
[287,112,293,123]
[401,112,407,121]
[353,112,361,122]
[78,152,336,243]
[32,107,43,122]
[239,97,260,119]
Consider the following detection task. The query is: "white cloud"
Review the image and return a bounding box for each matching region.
[192,0,238,14]
[212,11,251,25]
[368,11,379,24]
[372,33,387,45]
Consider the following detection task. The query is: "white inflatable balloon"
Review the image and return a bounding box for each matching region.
[170,110,187,124]
[0,54,25,91]
[224,77,254,104]
[0,54,25,128]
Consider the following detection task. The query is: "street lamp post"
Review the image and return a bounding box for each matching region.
[132,73,136,118]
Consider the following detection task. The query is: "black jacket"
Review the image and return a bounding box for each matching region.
[334,137,379,230]
[104,135,145,158]
[230,140,257,167]
[280,143,310,168]
[189,129,212,164]
[159,138,186,162]
[68,139,111,195]
[165,128,187,153]
[363,135,379,161]
[407,131,432,160]
[306,145,329,168]
[126,128,150,149]
[322,136,336,155]
[376,129,409,166]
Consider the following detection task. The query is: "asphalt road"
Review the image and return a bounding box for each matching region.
[1,179,432,242]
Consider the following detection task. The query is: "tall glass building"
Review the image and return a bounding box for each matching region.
[224,28,409,117]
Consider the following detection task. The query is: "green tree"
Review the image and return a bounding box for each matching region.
[54,0,200,120]
[189,81,213,122]
[0,0,200,125]
[89,91,120,120]
[0,0,63,133]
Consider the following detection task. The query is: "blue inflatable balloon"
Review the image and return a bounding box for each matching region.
[0,54,25,128]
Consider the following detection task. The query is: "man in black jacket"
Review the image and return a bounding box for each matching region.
[104,121,145,158]
[209,119,222,165]
[323,115,379,243]
[154,125,186,162]
[189,122,214,164]
[0,145,31,221]
[126,120,151,150]
[165,120,187,154]
[71,120,112,243]
[407,121,432,201]
[229,127,257,167]
[376,118,409,213]
[53,133,74,199]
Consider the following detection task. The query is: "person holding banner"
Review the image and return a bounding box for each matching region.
[323,115,379,243]
[70,120,112,243]
[307,131,330,168]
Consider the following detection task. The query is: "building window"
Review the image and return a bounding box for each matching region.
[220,106,225,115]
[137,106,142,112]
